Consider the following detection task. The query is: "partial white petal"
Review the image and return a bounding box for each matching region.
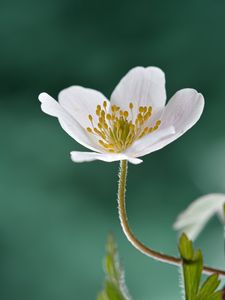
[39,92,62,117]
[58,86,109,129]
[39,92,103,152]
[160,88,204,141]
[125,126,175,157]
[173,193,225,240]
[178,222,208,241]
[126,157,143,164]
[70,151,143,164]
[110,66,166,114]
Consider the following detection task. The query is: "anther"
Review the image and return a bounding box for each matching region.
[139,106,144,113]
[94,128,102,135]
[111,105,116,113]
[123,111,129,118]
[106,114,111,120]
[137,114,143,121]
[98,140,105,146]
[144,112,151,121]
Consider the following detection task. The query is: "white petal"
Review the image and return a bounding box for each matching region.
[39,92,103,152]
[178,222,207,241]
[125,126,175,157]
[58,86,109,129]
[173,193,225,240]
[110,66,166,114]
[70,151,143,164]
[39,92,62,117]
[159,89,204,141]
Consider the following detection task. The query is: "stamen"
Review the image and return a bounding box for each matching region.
[86,102,161,153]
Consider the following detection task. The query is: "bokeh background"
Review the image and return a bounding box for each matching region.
[1,0,225,299]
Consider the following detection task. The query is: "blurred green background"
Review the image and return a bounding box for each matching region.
[1,0,225,299]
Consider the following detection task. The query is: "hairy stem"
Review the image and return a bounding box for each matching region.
[117,160,225,276]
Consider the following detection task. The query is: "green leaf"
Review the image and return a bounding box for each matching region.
[179,234,202,300]
[206,290,224,300]
[197,274,220,300]
[97,234,131,300]
[179,233,195,261]
[178,234,222,300]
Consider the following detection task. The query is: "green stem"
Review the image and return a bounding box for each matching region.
[117,160,225,276]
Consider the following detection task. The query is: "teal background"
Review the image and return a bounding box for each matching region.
[1,0,225,299]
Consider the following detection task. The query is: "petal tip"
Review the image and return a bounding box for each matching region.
[146,65,165,74]
[38,92,49,102]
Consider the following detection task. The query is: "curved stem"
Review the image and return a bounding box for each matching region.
[117,160,225,277]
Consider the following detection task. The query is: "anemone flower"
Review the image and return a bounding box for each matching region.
[37,67,225,277]
[39,66,204,164]
[174,193,225,240]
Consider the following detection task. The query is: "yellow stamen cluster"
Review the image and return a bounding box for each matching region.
[86,101,161,153]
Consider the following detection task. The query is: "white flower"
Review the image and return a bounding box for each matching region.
[38,66,204,164]
[173,194,225,240]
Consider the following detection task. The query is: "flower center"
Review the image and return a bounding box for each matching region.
[86,101,161,153]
